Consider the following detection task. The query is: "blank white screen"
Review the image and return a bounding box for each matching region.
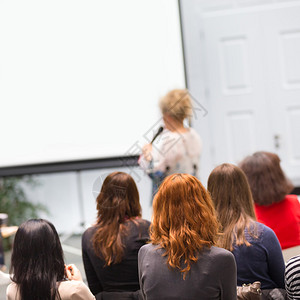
[0,0,185,167]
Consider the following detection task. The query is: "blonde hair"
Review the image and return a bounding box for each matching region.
[150,174,220,279]
[159,89,193,124]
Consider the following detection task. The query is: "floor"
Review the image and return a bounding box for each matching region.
[0,235,84,300]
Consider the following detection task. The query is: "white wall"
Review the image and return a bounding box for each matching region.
[180,0,300,184]
[23,167,152,234]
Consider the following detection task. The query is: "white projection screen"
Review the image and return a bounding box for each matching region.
[0,0,185,169]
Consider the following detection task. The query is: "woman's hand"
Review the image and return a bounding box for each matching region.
[142,144,153,162]
[65,264,83,282]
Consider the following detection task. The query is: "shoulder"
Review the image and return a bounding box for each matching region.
[138,244,166,270]
[138,244,160,260]
[198,247,236,277]
[184,128,202,154]
[284,194,300,205]
[59,281,95,299]
[189,127,200,137]
[139,243,156,255]
[286,255,300,266]
[126,218,151,231]
[285,256,300,290]
[210,245,233,256]
[157,129,174,141]
[209,246,235,263]
[187,128,202,141]
[82,226,97,248]
[255,222,281,245]
[286,255,300,275]
[137,218,151,229]
[256,222,276,236]
[60,280,88,289]
[82,226,96,240]
[210,247,236,272]
[6,282,18,299]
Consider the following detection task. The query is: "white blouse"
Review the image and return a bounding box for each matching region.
[139,127,202,178]
[6,280,95,300]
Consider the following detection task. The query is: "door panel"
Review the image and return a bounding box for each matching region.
[203,11,272,165]
[261,6,300,183]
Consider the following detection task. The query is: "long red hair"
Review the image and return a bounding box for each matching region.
[93,172,141,266]
[150,173,219,278]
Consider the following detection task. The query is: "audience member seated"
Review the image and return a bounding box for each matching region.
[285,255,300,299]
[82,172,150,299]
[239,151,300,250]
[208,163,285,291]
[0,213,18,271]
[0,213,8,269]
[0,233,3,269]
[7,219,95,300]
[138,174,237,300]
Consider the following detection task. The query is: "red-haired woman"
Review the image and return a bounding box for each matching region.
[138,174,236,300]
[82,172,150,298]
[239,151,300,250]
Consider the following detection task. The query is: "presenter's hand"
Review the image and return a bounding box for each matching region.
[65,264,83,282]
[142,144,152,161]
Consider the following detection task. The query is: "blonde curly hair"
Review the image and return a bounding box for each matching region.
[159,89,193,124]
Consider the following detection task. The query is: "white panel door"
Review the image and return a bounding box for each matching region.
[261,5,300,183]
[203,11,272,166]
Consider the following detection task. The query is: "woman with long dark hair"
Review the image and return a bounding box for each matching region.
[207,163,285,290]
[82,172,150,297]
[138,173,237,300]
[7,219,95,300]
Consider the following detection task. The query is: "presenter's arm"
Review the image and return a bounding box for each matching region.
[138,131,169,174]
[142,144,152,162]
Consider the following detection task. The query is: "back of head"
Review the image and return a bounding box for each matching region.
[239,151,293,205]
[207,163,256,250]
[159,89,192,123]
[150,173,219,278]
[93,172,141,265]
[11,219,65,300]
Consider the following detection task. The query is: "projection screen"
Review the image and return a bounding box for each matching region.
[0,0,185,170]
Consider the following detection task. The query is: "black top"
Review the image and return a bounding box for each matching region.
[82,219,150,295]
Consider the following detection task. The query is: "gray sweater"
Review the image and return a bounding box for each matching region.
[138,244,237,300]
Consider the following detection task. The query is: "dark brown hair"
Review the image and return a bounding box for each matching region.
[239,151,293,206]
[11,219,65,300]
[93,172,141,265]
[207,164,257,251]
[150,173,219,278]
